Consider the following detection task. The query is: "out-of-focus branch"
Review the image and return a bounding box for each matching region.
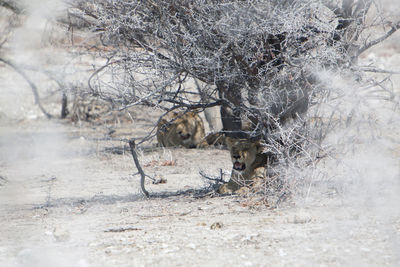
[0,0,23,14]
[0,0,100,30]
[58,8,101,30]
[0,57,52,119]
[0,36,7,48]
[358,66,400,75]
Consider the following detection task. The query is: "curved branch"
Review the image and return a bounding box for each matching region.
[88,59,120,95]
[0,58,52,119]
[0,0,23,14]
[128,139,149,197]
[357,22,400,56]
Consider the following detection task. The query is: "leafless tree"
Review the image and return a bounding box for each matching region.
[62,0,400,197]
[66,0,398,134]
[2,0,399,197]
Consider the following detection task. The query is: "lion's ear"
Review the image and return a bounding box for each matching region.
[189,108,201,114]
[158,118,169,133]
[255,140,265,153]
[159,118,168,126]
[225,136,233,149]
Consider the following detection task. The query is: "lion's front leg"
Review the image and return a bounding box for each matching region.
[218,167,267,194]
[218,171,244,194]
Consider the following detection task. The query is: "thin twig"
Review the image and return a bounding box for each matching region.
[104,227,142,232]
[88,58,120,94]
[164,99,223,109]
[358,66,400,75]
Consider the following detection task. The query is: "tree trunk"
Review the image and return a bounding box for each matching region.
[217,82,244,138]
[61,92,69,119]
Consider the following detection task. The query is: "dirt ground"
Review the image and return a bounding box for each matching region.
[1,95,399,267]
[1,4,400,266]
[0,116,398,267]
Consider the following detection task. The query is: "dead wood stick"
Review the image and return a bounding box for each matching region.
[128,139,149,197]
[0,57,52,119]
[61,92,68,118]
[104,227,141,232]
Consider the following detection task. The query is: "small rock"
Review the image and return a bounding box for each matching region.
[53,228,70,242]
[289,210,313,224]
[210,222,223,230]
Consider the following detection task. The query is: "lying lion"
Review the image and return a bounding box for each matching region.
[157,110,205,148]
[219,137,273,194]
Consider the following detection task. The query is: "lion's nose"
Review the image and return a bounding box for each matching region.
[233,155,240,159]
[179,132,191,139]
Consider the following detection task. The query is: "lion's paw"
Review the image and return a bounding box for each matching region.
[235,186,250,195]
[218,183,234,194]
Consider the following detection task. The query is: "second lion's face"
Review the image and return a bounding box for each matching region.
[226,138,259,174]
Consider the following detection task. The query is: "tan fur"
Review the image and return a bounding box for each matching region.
[198,132,226,148]
[157,110,205,148]
[219,137,269,194]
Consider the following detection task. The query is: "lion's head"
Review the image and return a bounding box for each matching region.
[226,137,263,175]
[157,111,205,148]
[218,137,267,194]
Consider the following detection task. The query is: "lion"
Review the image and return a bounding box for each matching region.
[218,137,272,194]
[157,110,205,148]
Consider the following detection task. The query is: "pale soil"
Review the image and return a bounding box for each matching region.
[1,10,400,267]
[0,112,399,267]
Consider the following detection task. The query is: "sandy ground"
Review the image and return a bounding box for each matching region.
[1,4,400,266]
[0,101,399,267]
[0,117,398,267]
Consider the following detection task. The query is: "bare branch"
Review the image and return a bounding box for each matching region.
[0,57,52,119]
[128,139,149,197]
[358,66,400,75]
[0,0,23,14]
[163,99,223,110]
[357,21,400,56]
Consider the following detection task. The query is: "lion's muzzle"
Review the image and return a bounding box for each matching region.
[178,131,191,141]
[233,161,246,171]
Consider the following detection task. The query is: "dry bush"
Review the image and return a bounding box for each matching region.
[2,1,399,200]
[62,0,400,200]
